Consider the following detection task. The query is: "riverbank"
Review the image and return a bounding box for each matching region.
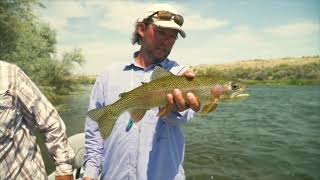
[245,79,320,85]
[192,56,320,85]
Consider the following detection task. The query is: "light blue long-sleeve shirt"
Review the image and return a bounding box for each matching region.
[83,56,194,180]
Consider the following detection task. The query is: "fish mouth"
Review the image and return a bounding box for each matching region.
[229,89,250,100]
[220,92,250,102]
[235,93,250,98]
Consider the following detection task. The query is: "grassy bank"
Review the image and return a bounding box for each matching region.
[245,79,320,85]
[192,56,320,85]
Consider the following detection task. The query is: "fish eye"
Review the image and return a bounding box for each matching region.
[231,83,240,90]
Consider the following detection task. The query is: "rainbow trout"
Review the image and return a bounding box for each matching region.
[87,66,249,139]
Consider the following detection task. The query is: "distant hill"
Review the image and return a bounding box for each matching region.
[192,56,319,70]
[191,56,320,85]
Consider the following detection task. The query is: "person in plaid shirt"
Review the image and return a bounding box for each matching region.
[0,60,75,180]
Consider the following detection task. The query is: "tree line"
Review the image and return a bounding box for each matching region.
[0,0,85,97]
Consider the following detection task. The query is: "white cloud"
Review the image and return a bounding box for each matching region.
[183,14,229,30]
[98,1,149,32]
[222,26,264,46]
[57,41,139,75]
[36,1,96,47]
[264,22,319,37]
[37,1,89,30]
[175,22,319,67]
[41,15,66,31]
[171,25,295,66]
[88,1,227,32]
[45,1,88,18]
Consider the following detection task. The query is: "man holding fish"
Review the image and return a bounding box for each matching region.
[83,3,248,180]
[82,3,199,180]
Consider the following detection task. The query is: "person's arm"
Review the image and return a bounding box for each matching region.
[16,68,74,178]
[82,75,105,179]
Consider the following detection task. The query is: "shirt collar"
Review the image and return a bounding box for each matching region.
[123,51,169,71]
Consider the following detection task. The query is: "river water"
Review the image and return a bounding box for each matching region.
[45,85,320,180]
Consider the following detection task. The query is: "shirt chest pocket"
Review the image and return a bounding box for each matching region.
[0,89,16,138]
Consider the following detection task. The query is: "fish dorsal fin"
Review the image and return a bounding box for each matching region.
[151,66,175,81]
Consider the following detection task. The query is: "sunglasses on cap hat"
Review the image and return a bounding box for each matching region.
[147,10,184,26]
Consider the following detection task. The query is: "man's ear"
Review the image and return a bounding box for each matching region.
[137,23,146,38]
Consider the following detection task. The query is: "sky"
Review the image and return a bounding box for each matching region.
[36,0,320,75]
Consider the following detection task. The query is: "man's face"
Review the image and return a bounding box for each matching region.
[142,24,178,63]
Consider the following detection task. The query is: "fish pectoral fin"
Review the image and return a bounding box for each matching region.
[157,105,171,117]
[130,109,147,122]
[200,99,218,114]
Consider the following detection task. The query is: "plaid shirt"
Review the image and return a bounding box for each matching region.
[0,61,74,179]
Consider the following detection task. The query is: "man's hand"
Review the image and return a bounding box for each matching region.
[55,175,73,180]
[166,69,200,113]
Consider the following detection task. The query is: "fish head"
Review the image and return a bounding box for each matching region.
[211,79,249,102]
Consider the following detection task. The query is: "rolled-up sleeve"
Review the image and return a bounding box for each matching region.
[165,109,195,125]
[83,74,105,179]
[17,69,75,176]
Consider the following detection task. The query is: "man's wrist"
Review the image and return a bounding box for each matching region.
[55,175,74,180]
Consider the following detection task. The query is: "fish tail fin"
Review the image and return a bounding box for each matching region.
[87,105,121,139]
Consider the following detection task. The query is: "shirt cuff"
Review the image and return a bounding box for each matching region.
[55,163,74,176]
[83,165,101,179]
[167,109,194,124]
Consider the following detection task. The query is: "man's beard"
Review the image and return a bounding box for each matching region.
[147,48,171,64]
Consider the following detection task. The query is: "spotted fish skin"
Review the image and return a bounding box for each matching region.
[87,67,248,139]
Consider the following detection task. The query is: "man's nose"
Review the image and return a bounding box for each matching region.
[162,34,175,43]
